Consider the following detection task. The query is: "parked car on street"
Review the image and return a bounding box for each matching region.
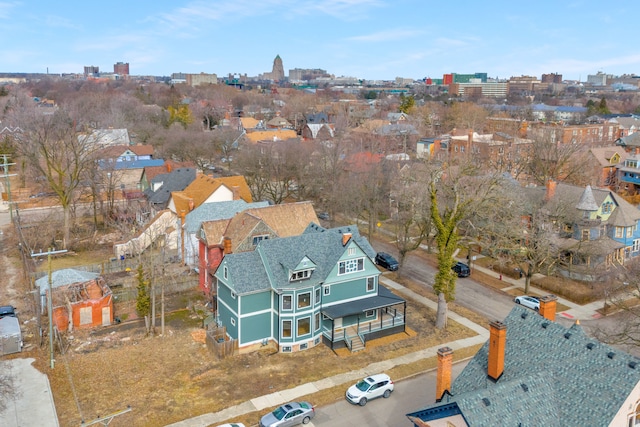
[452,262,471,277]
[514,295,540,311]
[216,423,245,427]
[346,373,394,406]
[375,252,399,271]
[259,401,315,427]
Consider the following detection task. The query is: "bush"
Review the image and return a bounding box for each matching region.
[531,276,599,304]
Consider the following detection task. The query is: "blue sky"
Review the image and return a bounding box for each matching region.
[2,1,638,81]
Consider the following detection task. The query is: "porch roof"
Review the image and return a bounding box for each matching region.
[321,285,405,319]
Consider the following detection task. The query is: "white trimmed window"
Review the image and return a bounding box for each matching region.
[315,313,321,331]
[367,277,375,292]
[282,295,292,310]
[290,269,312,281]
[297,317,310,336]
[252,235,269,245]
[323,286,330,296]
[297,292,311,309]
[634,239,640,252]
[282,320,292,338]
[339,258,364,275]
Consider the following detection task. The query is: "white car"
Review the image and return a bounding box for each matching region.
[346,373,394,406]
[216,424,245,427]
[514,295,540,311]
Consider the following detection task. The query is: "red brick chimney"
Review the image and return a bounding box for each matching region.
[538,294,558,321]
[188,198,195,211]
[545,179,557,201]
[342,232,352,246]
[223,237,232,255]
[488,320,507,381]
[232,186,240,200]
[436,346,454,402]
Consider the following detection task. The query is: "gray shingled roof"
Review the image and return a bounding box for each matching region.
[145,168,196,206]
[184,200,269,233]
[221,224,376,294]
[409,306,640,426]
[35,269,100,295]
[575,185,599,211]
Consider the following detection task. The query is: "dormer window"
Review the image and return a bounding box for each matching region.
[252,235,269,246]
[290,269,313,281]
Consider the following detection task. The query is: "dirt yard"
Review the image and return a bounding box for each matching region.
[0,226,477,427]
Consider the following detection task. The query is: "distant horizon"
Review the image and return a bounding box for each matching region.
[3,1,639,82]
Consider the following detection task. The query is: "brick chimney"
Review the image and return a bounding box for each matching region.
[342,232,352,246]
[188,198,195,211]
[436,346,454,402]
[545,179,557,201]
[166,161,172,173]
[232,186,240,200]
[538,294,558,321]
[488,320,507,381]
[223,236,232,255]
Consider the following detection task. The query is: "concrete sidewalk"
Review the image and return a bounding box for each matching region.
[165,277,489,427]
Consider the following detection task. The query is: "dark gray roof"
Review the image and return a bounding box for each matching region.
[145,168,196,206]
[409,306,640,426]
[221,224,376,295]
[322,285,404,319]
[184,200,269,233]
[616,132,640,147]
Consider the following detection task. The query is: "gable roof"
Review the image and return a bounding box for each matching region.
[145,167,197,207]
[409,306,640,426]
[220,224,375,294]
[244,129,298,143]
[588,146,627,167]
[144,160,195,183]
[617,132,640,147]
[171,174,253,214]
[184,200,269,234]
[200,201,319,247]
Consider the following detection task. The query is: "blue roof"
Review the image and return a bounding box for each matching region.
[184,200,269,233]
[98,159,165,170]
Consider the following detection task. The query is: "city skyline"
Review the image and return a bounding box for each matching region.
[2,1,639,81]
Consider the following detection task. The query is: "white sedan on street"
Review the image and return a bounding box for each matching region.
[514,295,540,311]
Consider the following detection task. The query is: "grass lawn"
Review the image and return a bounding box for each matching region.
[40,278,481,427]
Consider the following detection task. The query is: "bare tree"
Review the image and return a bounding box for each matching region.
[390,162,434,277]
[12,107,98,248]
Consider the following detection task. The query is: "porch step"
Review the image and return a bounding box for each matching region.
[350,336,365,352]
[345,327,365,352]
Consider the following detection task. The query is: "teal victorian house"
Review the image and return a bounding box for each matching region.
[214,223,406,353]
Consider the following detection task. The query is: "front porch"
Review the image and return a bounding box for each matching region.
[322,286,406,352]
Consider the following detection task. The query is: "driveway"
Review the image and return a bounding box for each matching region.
[0,358,59,427]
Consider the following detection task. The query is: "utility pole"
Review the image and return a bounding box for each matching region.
[31,248,68,369]
[1,155,16,222]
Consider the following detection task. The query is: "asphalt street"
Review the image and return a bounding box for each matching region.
[308,361,468,427]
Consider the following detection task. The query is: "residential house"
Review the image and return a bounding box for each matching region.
[610,116,640,139]
[214,224,406,353]
[407,298,640,427]
[536,181,640,277]
[182,199,269,268]
[449,131,532,173]
[142,165,197,212]
[35,269,113,332]
[96,144,163,191]
[301,123,334,141]
[81,128,131,146]
[584,146,627,189]
[197,201,319,301]
[617,151,640,195]
[115,174,253,259]
[617,132,640,153]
